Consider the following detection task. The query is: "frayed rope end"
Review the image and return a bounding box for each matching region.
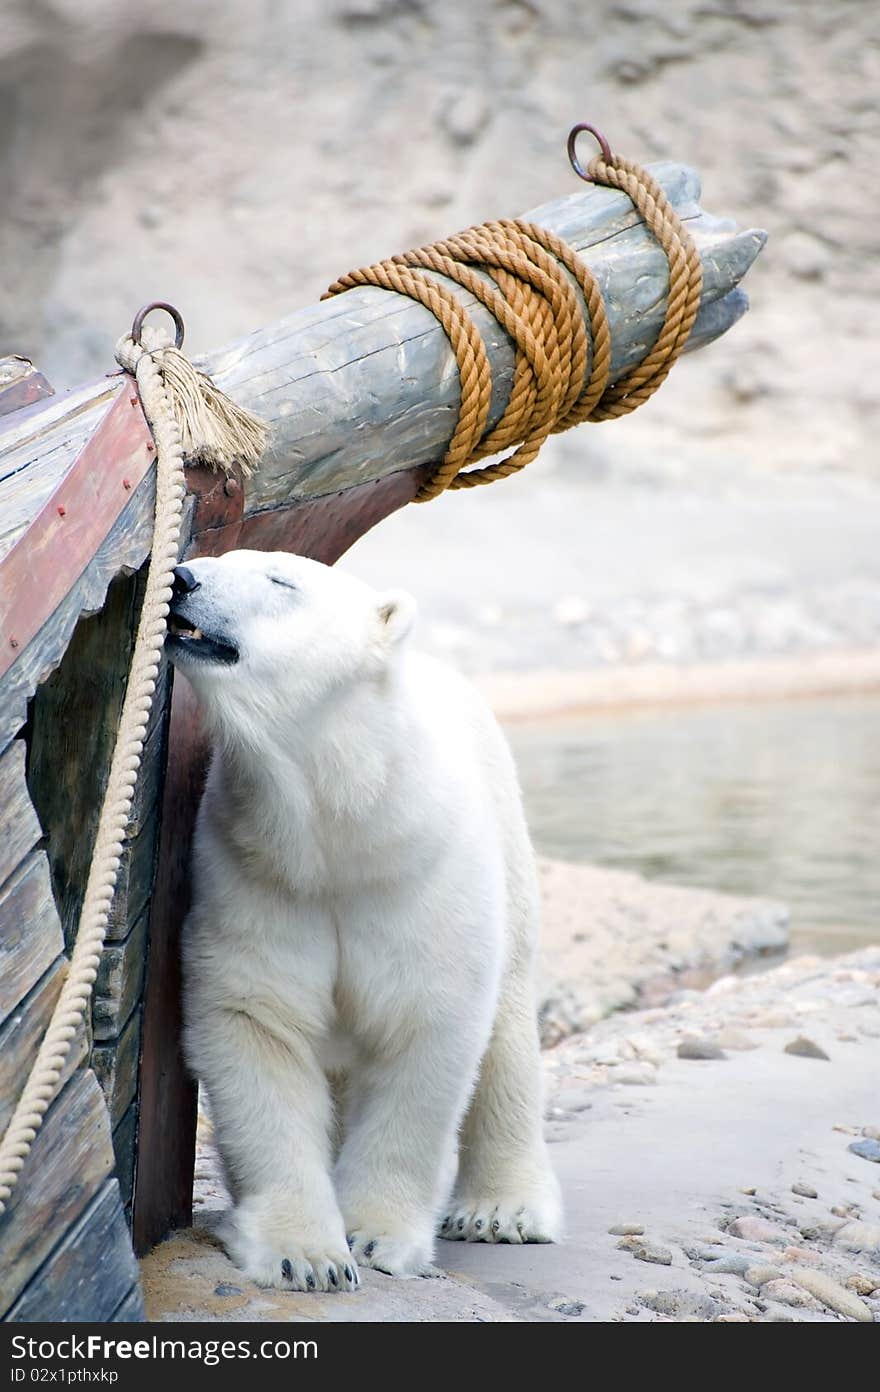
[116,334,268,476]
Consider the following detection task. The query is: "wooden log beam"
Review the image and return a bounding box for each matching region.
[0,163,764,554]
[207,161,765,509]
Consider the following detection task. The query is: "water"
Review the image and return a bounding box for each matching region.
[507,694,880,956]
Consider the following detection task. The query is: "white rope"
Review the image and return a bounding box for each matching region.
[0,328,265,1213]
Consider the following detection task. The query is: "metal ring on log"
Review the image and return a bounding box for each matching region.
[130,302,186,351]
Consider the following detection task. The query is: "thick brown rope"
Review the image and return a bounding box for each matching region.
[325,149,701,502]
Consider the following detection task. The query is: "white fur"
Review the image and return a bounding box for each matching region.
[170,549,562,1293]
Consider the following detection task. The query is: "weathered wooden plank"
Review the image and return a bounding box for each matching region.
[0,356,54,418]
[110,1284,146,1322]
[0,850,64,1027]
[0,378,118,557]
[0,470,163,752]
[105,812,162,944]
[5,1179,141,1323]
[132,677,202,1255]
[0,959,88,1137]
[93,907,148,1042]
[0,391,154,684]
[0,1070,115,1316]
[0,740,42,890]
[24,567,161,950]
[112,1100,138,1215]
[92,1008,141,1131]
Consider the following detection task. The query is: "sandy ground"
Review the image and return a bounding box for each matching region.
[140,946,880,1323]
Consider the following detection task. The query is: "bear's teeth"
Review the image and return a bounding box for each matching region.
[191,627,203,640]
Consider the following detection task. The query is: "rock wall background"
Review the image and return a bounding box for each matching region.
[1,0,877,471]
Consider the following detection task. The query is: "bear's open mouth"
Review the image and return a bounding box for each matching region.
[166,612,239,665]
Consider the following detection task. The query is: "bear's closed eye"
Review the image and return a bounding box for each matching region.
[268,575,298,591]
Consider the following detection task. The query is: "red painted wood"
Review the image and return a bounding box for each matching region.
[0,385,152,681]
[0,362,55,418]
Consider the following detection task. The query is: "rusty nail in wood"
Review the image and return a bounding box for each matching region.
[130,395,138,407]
[123,478,132,490]
[146,441,155,452]
[57,505,66,517]
[10,637,19,649]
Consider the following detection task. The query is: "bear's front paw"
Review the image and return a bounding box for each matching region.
[346,1225,438,1278]
[224,1211,359,1293]
[440,1185,562,1245]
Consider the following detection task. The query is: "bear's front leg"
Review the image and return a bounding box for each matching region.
[190,1005,359,1294]
[334,1016,489,1278]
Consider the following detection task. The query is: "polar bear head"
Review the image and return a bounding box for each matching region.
[165,549,416,726]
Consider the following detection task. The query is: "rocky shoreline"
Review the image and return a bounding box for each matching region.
[537,857,789,1045]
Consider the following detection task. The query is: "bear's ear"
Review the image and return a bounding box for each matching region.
[375,589,417,647]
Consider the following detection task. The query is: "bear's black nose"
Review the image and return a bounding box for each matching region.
[172,565,200,598]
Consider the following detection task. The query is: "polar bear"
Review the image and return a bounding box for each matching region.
[166,548,561,1293]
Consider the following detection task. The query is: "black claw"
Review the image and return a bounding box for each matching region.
[457,1218,465,1231]
[281,1258,293,1281]
[474,1219,483,1231]
[491,1220,501,1234]
[440,1217,450,1231]
[306,1272,316,1290]
[344,1265,354,1284]
[363,1241,375,1259]
[328,1267,338,1287]
[346,1233,355,1249]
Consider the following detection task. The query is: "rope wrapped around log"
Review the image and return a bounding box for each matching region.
[325,144,702,501]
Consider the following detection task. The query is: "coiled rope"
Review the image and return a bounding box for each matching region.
[325,130,702,502]
[0,314,266,1214]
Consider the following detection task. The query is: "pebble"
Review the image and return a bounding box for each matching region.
[547,1296,586,1317]
[213,1283,243,1297]
[744,1264,783,1287]
[786,1266,874,1322]
[727,1215,788,1244]
[799,1217,847,1240]
[677,1038,726,1061]
[703,1253,752,1275]
[714,1313,752,1322]
[608,1223,644,1236]
[762,1279,821,1309]
[832,1220,880,1255]
[791,1181,818,1199]
[830,1203,859,1218]
[749,1012,795,1029]
[637,1290,721,1319]
[615,1062,658,1086]
[848,1137,880,1163]
[781,1246,821,1266]
[845,1273,879,1296]
[863,1125,880,1141]
[784,1035,830,1060]
[738,1186,757,1196]
[631,1241,673,1266]
[715,1026,758,1051]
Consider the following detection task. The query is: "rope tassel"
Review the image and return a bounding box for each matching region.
[115,334,268,475]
